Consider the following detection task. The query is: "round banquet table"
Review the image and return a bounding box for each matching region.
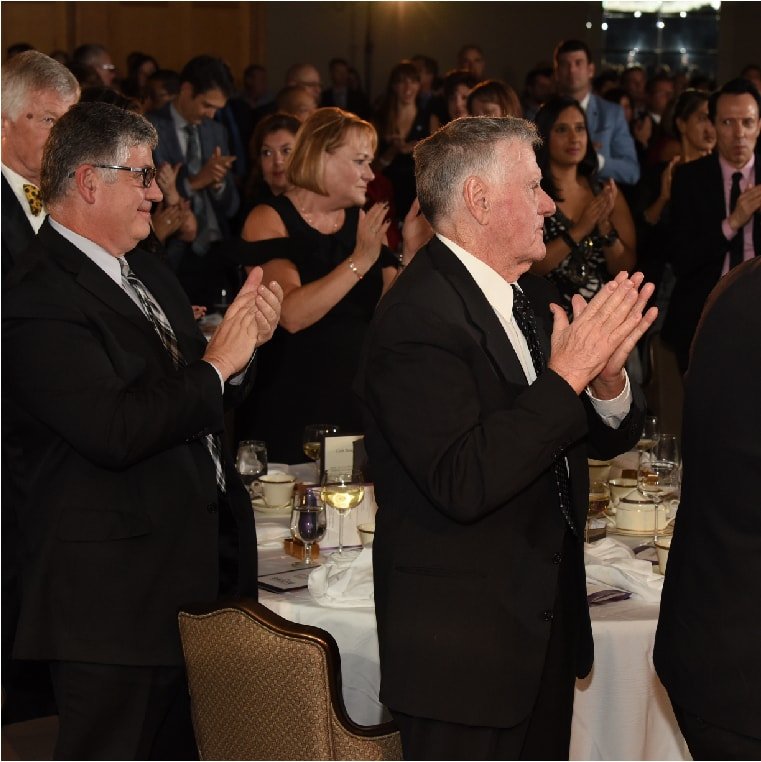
[258,541,690,761]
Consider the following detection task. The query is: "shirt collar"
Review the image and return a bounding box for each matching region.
[48,217,124,287]
[718,151,755,184]
[579,91,591,111]
[170,102,189,131]
[436,233,518,318]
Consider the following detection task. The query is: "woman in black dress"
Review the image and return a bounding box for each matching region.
[237,107,431,462]
[531,96,636,313]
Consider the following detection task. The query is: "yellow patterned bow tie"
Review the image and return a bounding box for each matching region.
[23,183,43,216]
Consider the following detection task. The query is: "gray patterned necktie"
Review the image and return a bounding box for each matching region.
[511,285,578,537]
[119,257,226,491]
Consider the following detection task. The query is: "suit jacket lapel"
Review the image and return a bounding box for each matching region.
[38,222,160,342]
[425,239,528,385]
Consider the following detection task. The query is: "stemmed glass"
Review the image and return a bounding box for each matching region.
[637,435,680,544]
[290,488,327,566]
[235,440,267,497]
[321,467,365,558]
[302,424,340,479]
[636,415,660,453]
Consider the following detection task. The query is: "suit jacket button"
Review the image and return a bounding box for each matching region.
[207,502,217,513]
[543,609,554,621]
[553,552,562,564]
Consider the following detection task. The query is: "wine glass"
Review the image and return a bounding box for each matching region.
[290,488,327,566]
[636,415,660,452]
[236,440,267,496]
[321,467,365,558]
[302,424,340,478]
[637,447,679,544]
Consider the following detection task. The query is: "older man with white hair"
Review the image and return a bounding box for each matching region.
[1,49,79,274]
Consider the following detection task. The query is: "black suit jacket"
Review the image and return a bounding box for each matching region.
[355,238,644,728]
[662,153,761,370]
[320,87,371,120]
[1,175,36,276]
[655,258,761,740]
[2,221,257,667]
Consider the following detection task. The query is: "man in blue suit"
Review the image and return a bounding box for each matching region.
[554,39,640,186]
[146,55,239,308]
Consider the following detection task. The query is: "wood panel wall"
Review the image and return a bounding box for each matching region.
[1,1,266,86]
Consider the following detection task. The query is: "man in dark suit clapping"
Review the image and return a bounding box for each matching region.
[356,117,656,760]
[146,55,240,308]
[2,101,282,759]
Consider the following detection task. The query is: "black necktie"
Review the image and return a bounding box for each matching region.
[119,257,226,492]
[729,171,744,270]
[511,285,578,537]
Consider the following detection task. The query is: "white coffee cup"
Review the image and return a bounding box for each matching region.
[257,473,296,509]
[608,477,638,508]
[616,493,669,532]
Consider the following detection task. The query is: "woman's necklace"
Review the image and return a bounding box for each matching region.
[299,207,342,233]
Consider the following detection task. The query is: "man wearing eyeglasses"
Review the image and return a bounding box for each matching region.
[2,101,283,759]
[1,50,79,275]
[72,43,117,88]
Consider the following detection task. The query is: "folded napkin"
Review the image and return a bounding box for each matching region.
[308,547,374,608]
[584,537,663,603]
[256,520,291,547]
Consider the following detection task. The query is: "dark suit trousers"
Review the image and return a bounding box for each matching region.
[672,704,761,761]
[391,531,579,761]
[50,661,198,761]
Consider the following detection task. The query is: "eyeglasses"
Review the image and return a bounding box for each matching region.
[99,63,116,71]
[68,164,157,187]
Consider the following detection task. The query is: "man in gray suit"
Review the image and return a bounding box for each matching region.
[146,55,239,307]
[554,39,640,186]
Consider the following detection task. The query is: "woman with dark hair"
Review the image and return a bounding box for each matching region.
[242,112,301,213]
[373,60,429,218]
[237,108,431,461]
[532,95,635,311]
[632,89,716,312]
[121,52,159,101]
[429,68,479,131]
[467,79,522,117]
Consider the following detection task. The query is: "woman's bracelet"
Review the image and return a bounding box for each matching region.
[347,258,363,280]
[600,227,620,247]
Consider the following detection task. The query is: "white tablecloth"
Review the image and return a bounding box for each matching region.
[258,539,690,760]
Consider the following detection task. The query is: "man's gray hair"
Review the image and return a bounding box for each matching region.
[414,116,540,224]
[1,50,80,120]
[41,101,157,206]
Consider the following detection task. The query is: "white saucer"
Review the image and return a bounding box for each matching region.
[252,497,292,515]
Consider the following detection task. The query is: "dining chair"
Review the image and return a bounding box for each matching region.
[178,597,401,760]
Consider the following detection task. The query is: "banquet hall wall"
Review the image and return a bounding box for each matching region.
[2,2,758,100]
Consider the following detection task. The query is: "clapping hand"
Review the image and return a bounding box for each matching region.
[400,198,433,265]
[547,271,658,398]
[354,202,391,270]
[203,267,283,380]
[189,146,236,191]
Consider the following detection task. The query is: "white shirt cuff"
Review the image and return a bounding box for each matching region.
[585,371,631,429]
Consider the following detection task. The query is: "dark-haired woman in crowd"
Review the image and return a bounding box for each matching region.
[467,79,522,117]
[374,61,429,219]
[428,68,478,131]
[632,89,716,315]
[121,52,159,102]
[237,108,431,461]
[241,112,300,214]
[531,96,635,312]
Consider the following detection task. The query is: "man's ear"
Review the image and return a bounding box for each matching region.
[73,164,98,204]
[463,175,491,225]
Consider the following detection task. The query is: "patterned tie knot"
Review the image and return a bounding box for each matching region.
[23,183,43,216]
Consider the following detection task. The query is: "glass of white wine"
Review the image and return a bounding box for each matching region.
[321,467,365,558]
[302,424,340,478]
[637,449,679,544]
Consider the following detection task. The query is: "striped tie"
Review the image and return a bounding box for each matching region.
[511,284,578,538]
[119,257,226,491]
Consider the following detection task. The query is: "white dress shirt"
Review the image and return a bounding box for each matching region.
[437,233,632,428]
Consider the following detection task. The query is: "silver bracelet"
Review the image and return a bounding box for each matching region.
[347,258,363,280]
